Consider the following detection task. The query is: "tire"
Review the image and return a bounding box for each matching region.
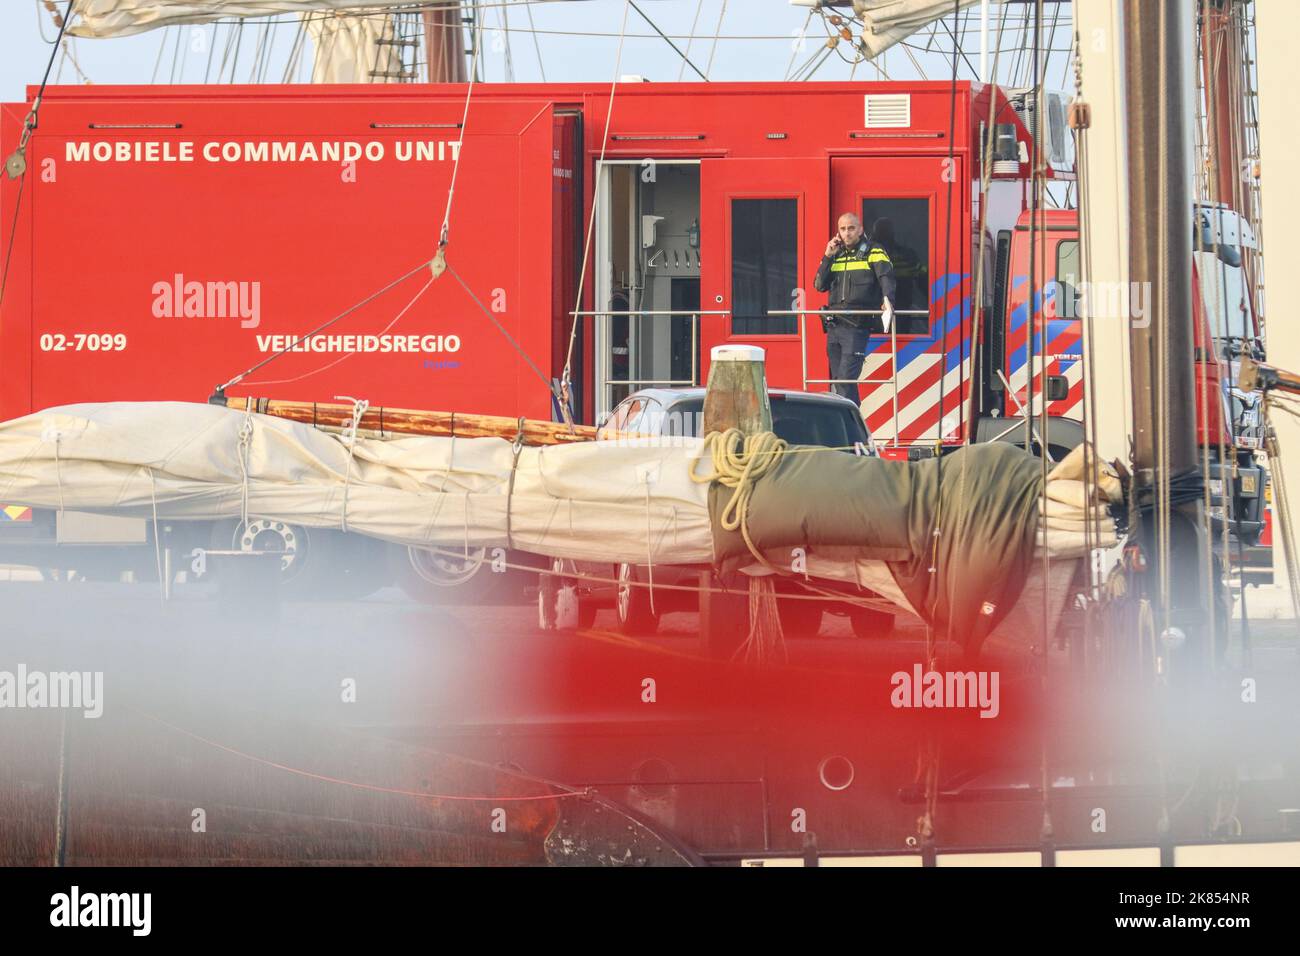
[776,591,823,638]
[577,592,598,630]
[326,534,389,600]
[848,603,895,638]
[208,518,339,598]
[393,543,498,605]
[616,563,660,635]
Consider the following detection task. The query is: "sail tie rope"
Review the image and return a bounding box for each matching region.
[505,417,527,552]
[335,396,369,535]
[643,475,656,616]
[237,400,255,532]
[146,465,165,605]
[41,426,66,519]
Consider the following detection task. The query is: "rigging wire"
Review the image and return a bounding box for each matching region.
[1194,0,1223,665]
[558,0,633,427]
[168,19,184,84]
[240,275,437,389]
[499,0,517,82]
[630,0,708,81]
[783,8,814,82]
[704,0,729,80]
[523,0,547,81]
[915,0,965,860]
[150,26,170,83]
[679,0,707,81]
[205,22,221,82]
[0,0,74,313]
[215,257,438,394]
[436,14,483,253]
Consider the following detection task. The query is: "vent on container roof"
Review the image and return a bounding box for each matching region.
[864,93,911,129]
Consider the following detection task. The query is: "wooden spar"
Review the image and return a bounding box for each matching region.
[215,396,598,445]
[1239,356,1300,399]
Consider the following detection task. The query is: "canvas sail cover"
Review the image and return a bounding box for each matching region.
[0,402,716,566]
[706,440,1116,654]
[69,1,415,38]
[0,403,1116,641]
[791,0,981,61]
[857,0,981,59]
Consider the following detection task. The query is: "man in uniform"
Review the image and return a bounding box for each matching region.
[814,212,896,405]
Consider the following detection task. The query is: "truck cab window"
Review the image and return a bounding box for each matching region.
[860,198,930,334]
[1195,250,1254,341]
[1055,239,1080,319]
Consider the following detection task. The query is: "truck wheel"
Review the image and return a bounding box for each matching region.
[776,593,823,638]
[616,563,660,635]
[393,543,499,605]
[208,518,328,597]
[326,533,389,600]
[848,603,895,638]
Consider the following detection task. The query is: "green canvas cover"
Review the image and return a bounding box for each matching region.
[708,442,1045,655]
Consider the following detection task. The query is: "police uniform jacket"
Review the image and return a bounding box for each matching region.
[814,239,897,330]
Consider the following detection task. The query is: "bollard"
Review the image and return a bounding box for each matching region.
[698,345,771,660]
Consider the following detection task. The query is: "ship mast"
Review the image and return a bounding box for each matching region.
[425,1,469,84]
[1123,0,1215,664]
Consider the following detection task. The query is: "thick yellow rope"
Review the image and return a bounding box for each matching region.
[690,428,788,573]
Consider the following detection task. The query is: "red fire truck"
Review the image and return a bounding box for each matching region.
[0,79,1266,595]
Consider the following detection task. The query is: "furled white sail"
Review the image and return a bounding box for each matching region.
[69,1,416,39]
[791,0,980,60]
[305,10,401,84]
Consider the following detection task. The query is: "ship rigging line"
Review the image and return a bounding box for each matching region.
[130,707,586,804]
[679,0,707,81]
[917,0,966,857]
[0,0,73,313]
[445,261,564,402]
[240,276,436,389]
[438,11,483,250]
[214,257,435,394]
[1030,0,1056,859]
[630,1,707,81]
[559,0,633,426]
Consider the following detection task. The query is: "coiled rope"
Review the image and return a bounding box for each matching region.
[689,428,788,573]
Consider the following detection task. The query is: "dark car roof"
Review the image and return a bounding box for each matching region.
[627,386,861,411]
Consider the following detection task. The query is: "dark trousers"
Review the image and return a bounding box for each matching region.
[826,323,870,405]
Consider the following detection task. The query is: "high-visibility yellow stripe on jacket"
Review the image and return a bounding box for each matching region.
[829,248,892,271]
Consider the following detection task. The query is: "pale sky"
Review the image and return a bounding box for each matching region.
[2,1,1077,102]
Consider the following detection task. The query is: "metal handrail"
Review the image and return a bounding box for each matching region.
[585,305,932,439]
[578,308,731,408]
[768,308,932,439]
[570,310,730,316]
